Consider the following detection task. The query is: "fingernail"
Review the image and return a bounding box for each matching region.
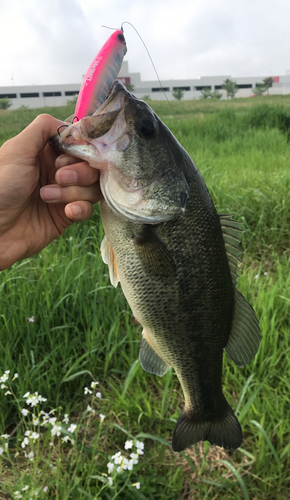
[41,185,60,201]
[67,204,82,218]
[55,155,78,169]
[56,169,77,185]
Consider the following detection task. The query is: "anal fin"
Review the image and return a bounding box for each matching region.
[139,333,171,377]
[100,235,120,288]
[225,289,260,367]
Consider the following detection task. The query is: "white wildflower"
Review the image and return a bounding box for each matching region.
[1,384,6,389]
[0,372,10,384]
[21,437,29,448]
[27,316,35,323]
[87,405,95,413]
[14,491,22,499]
[23,392,30,398]
[1,434,9,439]
[4,390,11,396]
[84,387,92,395]
[254,274,258,279]
[30,432,40,440]
[32,418,39,426]
[27,451,34,461]
[127,460,134,470]
[124,440,133,450]
[51,424,62,436]
[91,381,99,389]
[107,462,114,473]
[62,435,70,443]
[48,417,57,425]
[96,392,102,399]
[136,440,144,454]
[112,451,122,464]
[108,477,113,486]
[0,447,4,455]
[63,414,69,424]
[22,485,29,491]
[130,452,139,465]
[4,442,8,450]
[24,430,31,437]
[133,482,141,489]
[99,413,105,421]
[67,423,77,433]
[21,408,29,416]
[43,487,48,492]
[12,373,18,380]
[15,451,19,457]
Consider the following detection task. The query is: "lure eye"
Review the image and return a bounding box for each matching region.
[118,33,125,43]
[136,117,157,139]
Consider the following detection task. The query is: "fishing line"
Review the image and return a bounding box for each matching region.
[120,21,177,120]
[102,22,178,123]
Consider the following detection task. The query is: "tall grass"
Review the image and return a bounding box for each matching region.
[1,96,290,498]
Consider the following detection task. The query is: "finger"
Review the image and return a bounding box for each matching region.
[17,114,66,156]
[65,201,94,221]
[55,154,81,169]
[55,162,100,187]
[40,183,102,205]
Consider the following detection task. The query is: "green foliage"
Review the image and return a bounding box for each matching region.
[199,87,211,99]
[222,78,238,99]
[1,96,290,497]
[0,98,12,109]
[172,88,184,100]
[210,89,222,99]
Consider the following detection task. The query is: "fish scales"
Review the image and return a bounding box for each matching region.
[50,80,260,452]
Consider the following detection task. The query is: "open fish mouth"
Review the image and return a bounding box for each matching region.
[50,80,190,223]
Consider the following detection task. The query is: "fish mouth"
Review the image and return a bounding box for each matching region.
[50,80,189,223]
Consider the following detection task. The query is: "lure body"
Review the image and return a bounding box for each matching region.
[75,30,127,120]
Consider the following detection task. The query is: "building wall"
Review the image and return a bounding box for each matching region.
[1,61,289,110]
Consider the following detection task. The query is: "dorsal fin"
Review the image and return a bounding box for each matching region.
[219,214,243,287]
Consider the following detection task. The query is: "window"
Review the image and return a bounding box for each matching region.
[151,87,170,92]
[214,85,222,90]
[173,86,190,91]
[43,91,62,97]
[65,91,79,96]
[20,93,39,98]
[0,93,17,98]
[195,86,211,91]
[237,84,252,89]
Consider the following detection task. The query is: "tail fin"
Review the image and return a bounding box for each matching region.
[172,404,242,452]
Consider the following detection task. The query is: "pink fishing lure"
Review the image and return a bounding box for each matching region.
[75,30,127,120]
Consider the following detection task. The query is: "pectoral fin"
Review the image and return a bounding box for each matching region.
[133,226,176,278]
[100,236,120,288]
[139,332,171,377]
[225,289,260,367]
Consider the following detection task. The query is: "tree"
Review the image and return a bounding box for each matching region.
[0,98,12,109]
[252,85,265,97]
[210,89,222,100]
[199,87,211,99]
[222,79,238,99]
[262,77,274,94]
[172,88,184,100]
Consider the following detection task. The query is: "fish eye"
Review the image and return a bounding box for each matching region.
[136,117,157,139]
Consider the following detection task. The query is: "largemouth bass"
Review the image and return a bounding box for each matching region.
[51,81,260,452]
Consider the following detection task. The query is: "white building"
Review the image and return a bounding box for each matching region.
[1,61,289,110]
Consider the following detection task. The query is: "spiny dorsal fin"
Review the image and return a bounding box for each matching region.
[100,235,120,288]
[219,214,243,287]
[225,289,261,367]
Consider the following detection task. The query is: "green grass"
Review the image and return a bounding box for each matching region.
[1,96,290,499]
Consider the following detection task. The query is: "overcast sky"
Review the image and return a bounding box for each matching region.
[0,0,289,87]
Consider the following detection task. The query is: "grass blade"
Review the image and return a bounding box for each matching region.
[219,460,249,500]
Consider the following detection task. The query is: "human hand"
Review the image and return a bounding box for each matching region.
[0,114,101,270]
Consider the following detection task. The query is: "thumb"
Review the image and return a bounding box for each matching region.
[16,114,67,156]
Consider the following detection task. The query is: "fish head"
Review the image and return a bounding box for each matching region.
[50,80,190,223]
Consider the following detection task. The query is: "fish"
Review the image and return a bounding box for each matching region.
[73,29,127,121]
[50,80,260,452]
